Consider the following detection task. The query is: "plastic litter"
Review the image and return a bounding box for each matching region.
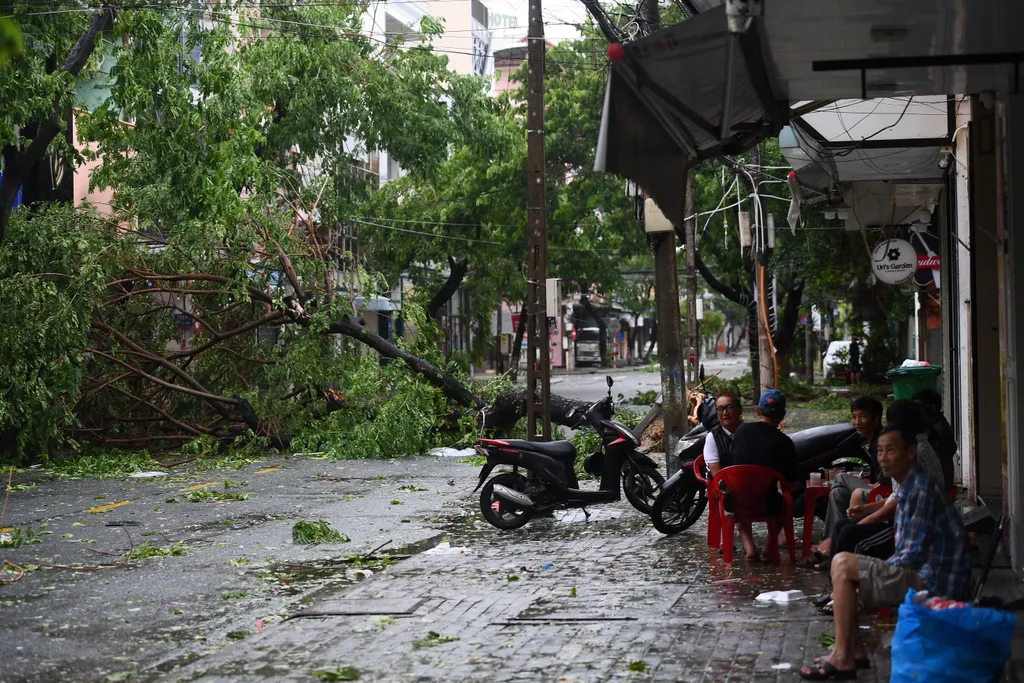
[423,542,472,555]
[541,562,554,570]
[754,590,805,603]
[771,663,793,670]
[900,359,931,368]
[428,447,477,458]
[128,471,169,479]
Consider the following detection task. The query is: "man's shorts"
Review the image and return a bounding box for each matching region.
[856,555,922,606]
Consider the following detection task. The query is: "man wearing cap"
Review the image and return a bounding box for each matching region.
[728,389,799,561]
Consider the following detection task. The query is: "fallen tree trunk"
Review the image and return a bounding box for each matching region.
[480,389,592,433]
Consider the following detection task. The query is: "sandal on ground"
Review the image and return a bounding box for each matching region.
[814,656,869,670]
[812,593,833,608]
[799,661,858,680]
[745,551,761,562]
[798,552,825,568]
[817,601,834,615]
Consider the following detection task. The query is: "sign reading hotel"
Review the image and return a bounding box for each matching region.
[871,239,918,285]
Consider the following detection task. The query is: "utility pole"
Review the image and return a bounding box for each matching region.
[525,0,550,440]
[683,174,699,385]
[752,142,775,391]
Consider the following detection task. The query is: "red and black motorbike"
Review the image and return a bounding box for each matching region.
[474,376,664,530]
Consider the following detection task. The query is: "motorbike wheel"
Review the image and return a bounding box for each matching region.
[621,461,666,515]
[479,472,535,530]
[650,481,707,535]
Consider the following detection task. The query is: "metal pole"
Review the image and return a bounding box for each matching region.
[683,174,699,385]
[525,0,550,440]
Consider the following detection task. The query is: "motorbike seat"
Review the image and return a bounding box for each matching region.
[506,439,577,461]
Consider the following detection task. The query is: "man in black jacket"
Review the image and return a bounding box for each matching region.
[705,393,743,476]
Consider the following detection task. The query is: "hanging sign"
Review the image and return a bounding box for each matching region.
[871,239,918,285]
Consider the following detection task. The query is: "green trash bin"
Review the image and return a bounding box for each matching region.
[887,365,942,401]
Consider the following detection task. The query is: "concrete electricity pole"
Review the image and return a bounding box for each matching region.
[525,0,551,440]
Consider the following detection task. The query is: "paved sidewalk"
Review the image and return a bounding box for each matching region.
[154,503,894,682]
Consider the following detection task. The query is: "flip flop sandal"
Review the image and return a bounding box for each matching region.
[745,552,761,562]
[812,593,833,608]
[814,656,870,670]
[799,661,858,680]
[817,601,834,615]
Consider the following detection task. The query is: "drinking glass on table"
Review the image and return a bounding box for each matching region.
[809,472,822,485]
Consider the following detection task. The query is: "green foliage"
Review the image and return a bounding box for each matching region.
[413,631,459,648]
[47,449,157,478]
[0,208,114,463]
[627,661,648,673]
[0,18,23,65]
[185,488,251,502]
[129,541,188,560]
[0,524,48,548]
[291,520,349,544]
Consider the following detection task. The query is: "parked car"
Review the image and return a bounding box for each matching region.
[822,340,852,378]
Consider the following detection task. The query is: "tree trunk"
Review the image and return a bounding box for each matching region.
[324,316,483,409]
[508,301,527,380]
[426,255,469,321]
[644,319,657,361]
[480,389,592,433]
[0,7,115,242]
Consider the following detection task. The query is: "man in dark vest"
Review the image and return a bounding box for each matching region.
[705,393,743,476]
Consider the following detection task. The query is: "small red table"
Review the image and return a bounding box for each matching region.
[802,481,832,559]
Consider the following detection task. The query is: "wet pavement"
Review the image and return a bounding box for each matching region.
[0,453,480,683]
[150,492,891,683]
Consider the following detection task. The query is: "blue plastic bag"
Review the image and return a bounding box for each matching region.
[891,589,1017,683]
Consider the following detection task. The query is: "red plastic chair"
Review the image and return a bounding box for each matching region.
[693,454,719,548]
[868,485,894,504]
[713,465,796,565]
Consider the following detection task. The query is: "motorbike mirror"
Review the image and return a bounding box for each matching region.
[606,376,613,389]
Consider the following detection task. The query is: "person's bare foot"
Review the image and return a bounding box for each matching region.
[815,538,832,556]
[799,653,857,680]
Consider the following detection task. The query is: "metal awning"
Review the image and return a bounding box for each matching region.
[594,5,785,227]
[761,0,1024,100]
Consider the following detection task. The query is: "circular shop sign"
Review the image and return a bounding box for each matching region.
[871,238,918,285]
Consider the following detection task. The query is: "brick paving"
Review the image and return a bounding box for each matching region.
[152,501,896,682]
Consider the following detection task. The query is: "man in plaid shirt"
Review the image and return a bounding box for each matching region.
[801,424,970,680]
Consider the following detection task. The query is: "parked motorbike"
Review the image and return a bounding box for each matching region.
[649,374,864,535]
[474,376,665,530]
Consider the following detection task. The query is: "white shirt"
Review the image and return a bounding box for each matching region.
[703,424,739,465]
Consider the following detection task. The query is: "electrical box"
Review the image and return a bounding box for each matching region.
[499,333,511,354]
[644,198,673,233]
[696,298,704,320]
[739,211,752,247]
[545,278,561,318]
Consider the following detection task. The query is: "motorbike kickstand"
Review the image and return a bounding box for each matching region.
[581,506,590,520]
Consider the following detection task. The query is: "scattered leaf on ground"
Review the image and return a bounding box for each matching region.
[506,574,520,582]
[185,488,251,502]
[570,587,577,598]
[129,541,188,560]
[627,660,648,672]
[390,500,403,505]
[413,631,459,649]
[86,501,131,514]
[221,591,248,600]
[226,630,249,640]
[396,485,427,492]
[819,632,836,648]
[292,520,350,544]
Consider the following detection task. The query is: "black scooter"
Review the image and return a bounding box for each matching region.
[649,373,864,535]
[474,376,664,530]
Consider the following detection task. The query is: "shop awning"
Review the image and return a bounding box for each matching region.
[594,5,786,227]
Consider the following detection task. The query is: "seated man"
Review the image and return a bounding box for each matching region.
[728,389,799,561]
[913,388,958,490]
[827,400,945,561]
[704,393,743,476]
[814,397,883,558]
[800,425,970,680]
